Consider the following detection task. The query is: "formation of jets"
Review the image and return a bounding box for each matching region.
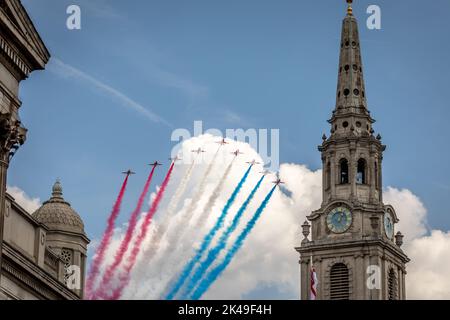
[169,156,182,162]
[216,138,229,146]
[272,178,285,186]
[191,148,206,155]
[231,149,244,157]
[122,142,285,188]
[246,159,261,166]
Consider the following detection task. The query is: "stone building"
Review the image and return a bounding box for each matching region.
[0,0,89,299]
[296,1,409,300]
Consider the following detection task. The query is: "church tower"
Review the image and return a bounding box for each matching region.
[296,1,409,300]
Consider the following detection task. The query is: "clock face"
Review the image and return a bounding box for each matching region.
[384,211,394,239]
[327,207,352,234]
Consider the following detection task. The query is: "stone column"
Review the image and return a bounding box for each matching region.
[397,266,402,300]
[0,155,7,298]
[369,152,375,204]
[364,254,370,299]
[355,254,365,300]
[349,143,356,200]
[330,152,336,199]
[378,156,383,202]
[322,155,326,203]
[73,251,82,297]
[0,114,26,288]
[300,258,309,300]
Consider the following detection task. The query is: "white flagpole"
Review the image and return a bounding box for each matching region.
[310,253,314,300]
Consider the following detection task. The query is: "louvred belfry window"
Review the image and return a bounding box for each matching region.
[388,269,398,300]
[330,263,350,300]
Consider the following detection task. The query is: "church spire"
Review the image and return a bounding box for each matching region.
[297,0,409,301]
[331,0,373,128]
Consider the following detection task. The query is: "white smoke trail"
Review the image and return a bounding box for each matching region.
[128,148,222,298]
[151,157,237,299]
[192,157,236,231]
[182,148,221,230]
[126,160,196,298]
[130,146,221,298]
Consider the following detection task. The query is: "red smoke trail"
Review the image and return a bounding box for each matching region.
[91,166,157,299]
[85,174,130,299]
[105,162,175,300]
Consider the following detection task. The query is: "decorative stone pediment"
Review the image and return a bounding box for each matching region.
[0,0,50,77]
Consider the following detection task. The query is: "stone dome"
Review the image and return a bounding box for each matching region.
[33,180,85,235]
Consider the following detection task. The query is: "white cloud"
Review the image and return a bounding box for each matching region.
[383,187,428,241]
[405,230,450,299]
[383,188,450,299]
[91,135,449,300]
[6,186,41,214]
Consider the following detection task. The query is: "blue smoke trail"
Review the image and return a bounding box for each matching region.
[165,165,253,300]
[185,175,266,298]
[191,185,277,300]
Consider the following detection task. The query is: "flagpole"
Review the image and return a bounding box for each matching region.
[310,252,313,300]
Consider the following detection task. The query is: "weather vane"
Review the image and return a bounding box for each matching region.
[347,0,353,16]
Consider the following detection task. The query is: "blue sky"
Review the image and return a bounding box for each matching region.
[11,0,450,249]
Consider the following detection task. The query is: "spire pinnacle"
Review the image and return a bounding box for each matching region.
[347,0,353,16]
[52,178,63,199]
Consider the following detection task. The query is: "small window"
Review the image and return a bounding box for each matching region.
[353,64,358,71]
[340,159,349,184]
[354,89,360,96]
[338,91,341,98]
[343,121,349,128]
[344,65,350,71]
[356,121,362,128]
[357,158,367,184]
[343,89,350,96]
[352,41,356,47]
[345,40,350,47]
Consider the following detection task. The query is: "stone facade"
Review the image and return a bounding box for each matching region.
[296,1,409,300]
[1,183,88,299]
[0,0,89,300]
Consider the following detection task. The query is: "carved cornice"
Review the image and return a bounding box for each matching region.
[296,238,409,263]
[1,242,80,300]
[0,0,50,72]
[0,112,26,160]
[2,258,55,299]
[0,33,31,77]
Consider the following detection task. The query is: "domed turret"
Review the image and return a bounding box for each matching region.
[33,180,89,298]
[34,180,86,235]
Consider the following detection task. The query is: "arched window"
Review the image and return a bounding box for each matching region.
[326,162,331,190]
[356,159,367,184]
[330,263,350,300]
[388,268,398,300]
[340,159,349,184]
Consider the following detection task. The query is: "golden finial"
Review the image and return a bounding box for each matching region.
[347,0,353,16]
